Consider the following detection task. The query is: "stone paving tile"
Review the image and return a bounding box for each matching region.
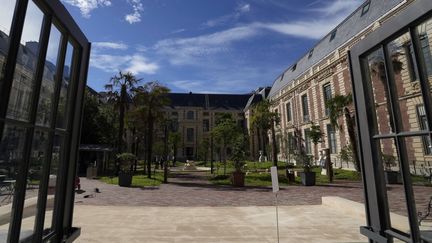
[76,171,431,217]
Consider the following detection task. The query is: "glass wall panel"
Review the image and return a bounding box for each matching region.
[0,124,26,240]
[377,138,410,237]
[43,134,62,233]
[19,130,49,241]
[56,43,74,129]
[0,0,17,94]
[36,26,61,127]
[416,16,432,88]
[6,0,44,122]
[364,48,394,135]
[386,32,425,132]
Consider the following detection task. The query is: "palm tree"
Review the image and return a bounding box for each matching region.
[326,94,360,172]
[250,100,280,166]
[105,71,140,153]
[133,82,170,178]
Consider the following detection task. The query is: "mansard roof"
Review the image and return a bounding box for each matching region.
[167,92,251,110]
[268,0,404,98]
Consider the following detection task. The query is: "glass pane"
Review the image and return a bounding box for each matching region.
[43,135,62,233]
[0,0,17,94]
[405,136,432,241]
[20,130,49,241]
[36,26,61,127]
[416,16,432,87]
[387,32,426,132]
[364,48,393,135]
[377,138,410,235]
[56,43,74,129]
[6,0,44,122]
[0,124,26,240]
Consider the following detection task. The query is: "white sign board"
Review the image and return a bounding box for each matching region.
[270,166,279,193]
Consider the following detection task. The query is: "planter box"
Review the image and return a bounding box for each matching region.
[286,170,295,183]
[231,171,245,187]
[300,172,316,186]
[385,171,402,184]
[118,172,133,187]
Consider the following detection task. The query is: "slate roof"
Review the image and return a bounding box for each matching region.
[244,87,271,112]
[268,0,404,98]
[167,92,251,110]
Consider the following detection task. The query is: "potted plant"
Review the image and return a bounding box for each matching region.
[117,153,136,187]
[293,128,316,186]
[230,135,246,187]
[382,153,401,184]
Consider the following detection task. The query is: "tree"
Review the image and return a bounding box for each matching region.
[326,94,361,171]
[250,100,280,166]
[211,113,239,175]
[105,71,140,153]
[197,138,210,166]
[306,122,323,160]
[132,82,170,178]
[168,132,181,167]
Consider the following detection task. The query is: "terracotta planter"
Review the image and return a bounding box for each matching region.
[300,172,316,186]
[118,172,133,187]
[231,171,245,187]
[385,171,402,184]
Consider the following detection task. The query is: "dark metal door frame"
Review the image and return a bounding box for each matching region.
[0,0,90,242]
[350,0,432,242]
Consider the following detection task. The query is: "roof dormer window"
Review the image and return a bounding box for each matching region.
[292,63,297,71]
[308,49,314,59]
[361,1,370,16]
[330,30,337,42]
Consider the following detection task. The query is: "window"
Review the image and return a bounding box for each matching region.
[187,111,194,120]
[405,43,419,82]
[172,111,178,116]
[291,63,297,71]
[330,30,337,42]
[361,1,370,16]
[203,119,209,132]
[308,49,314,59]
[323,84,332,116]
[186,128,194,142]
[420,34,432,76]
[301,94,309,122]
[286,102,292,122]
[417,105,432,155]
[304,128,312,154]
[203,112,209,116]
[327,124,337,154]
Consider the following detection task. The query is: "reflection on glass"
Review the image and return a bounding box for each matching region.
[20,130,48,241]
[416,16,432,86]
[365,48,393,135]
[378,138,410,236]
[56,43,74,129]
[0,0,17,93]
[403,136,432,241]
[387,32,425,132]
[6,0,44,122]
[0,125,26,240]
[43,135,62,233]
[36,26,61,127]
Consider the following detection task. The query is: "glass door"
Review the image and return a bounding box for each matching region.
[350,0,432,242]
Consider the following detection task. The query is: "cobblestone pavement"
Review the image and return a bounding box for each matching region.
[76,171,431,217]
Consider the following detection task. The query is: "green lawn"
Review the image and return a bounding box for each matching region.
[100,173,164,187]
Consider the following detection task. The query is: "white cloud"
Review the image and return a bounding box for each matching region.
[90,53,159,75]
[310,0,361,16]
[93,42,128,50]
[154,25,258,65]
[125,0,143,24]
[203,3,251,28]
[62,0,111,18]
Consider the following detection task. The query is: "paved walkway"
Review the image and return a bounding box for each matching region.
[75,171,431,217]
[74,203,368,243]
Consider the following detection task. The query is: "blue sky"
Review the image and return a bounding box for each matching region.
[62,0,363,93]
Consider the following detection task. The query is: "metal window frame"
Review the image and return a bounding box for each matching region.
[0,0,90,242]
[349,0,432,242]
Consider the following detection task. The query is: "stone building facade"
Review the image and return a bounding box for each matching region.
[261,0,426,170]
[165,92,250,161]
